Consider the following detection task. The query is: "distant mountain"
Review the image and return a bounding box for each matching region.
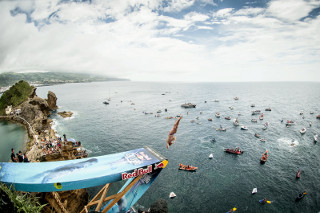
[0,72,129,88]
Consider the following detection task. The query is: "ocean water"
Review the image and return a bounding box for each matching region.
[5,81,320,212]
[0,121,26,162]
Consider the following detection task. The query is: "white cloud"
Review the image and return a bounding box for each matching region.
[164,0,195,12]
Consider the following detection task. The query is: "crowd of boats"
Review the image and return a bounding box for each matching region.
[176,97,318,211]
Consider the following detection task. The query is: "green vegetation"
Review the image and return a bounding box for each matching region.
[0,80,33,115]
[0,183,46,213]
[0,71,128,87]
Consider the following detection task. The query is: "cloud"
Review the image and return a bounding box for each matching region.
[0,0,319,82]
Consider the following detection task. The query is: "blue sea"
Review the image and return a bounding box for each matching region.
[2,81,320,212]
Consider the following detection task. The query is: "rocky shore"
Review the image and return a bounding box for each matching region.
[0,85,89,213]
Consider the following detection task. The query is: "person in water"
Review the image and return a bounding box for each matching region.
[166,116,183,149]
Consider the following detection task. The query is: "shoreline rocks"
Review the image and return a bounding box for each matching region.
[57,111,73,118]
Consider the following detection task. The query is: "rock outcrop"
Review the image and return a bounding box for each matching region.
[57,111,73,118]
[47,91,58,111]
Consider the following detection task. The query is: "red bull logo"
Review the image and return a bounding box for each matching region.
[154,162,164,170]
[122,165,152,180]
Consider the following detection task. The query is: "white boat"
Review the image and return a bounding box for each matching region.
[259,113,264,120]
[300,128,306,134]
[234,97,239,100]
[214,99,219,102]
[314,135,318,142]
[251,119,257,122]
[252,188,257,194]
[209,154,213,159]
[260,138,266,142]
[241,126,248,130]
[215,112,221,118]
[265,107,271,111]
[229,106,234,110]
[233,118,239,126]
[181,103,196,108]
[286,120,295,126]
[251,104,255,107]
[169,192,176,198]
[252,110,261,115]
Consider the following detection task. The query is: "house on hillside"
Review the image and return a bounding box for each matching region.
[5,105,12,115]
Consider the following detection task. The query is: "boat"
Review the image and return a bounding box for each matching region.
[309,121,312,127]
[226,207,237,213]
[103,101,109,105]
[179,163,198,171]
[214,99,220,102]
[259,199,271,204]
[310,111,314,114]
[229,106,234,110]
[209,154,213,159]
[233,118,239,126]
[181,103,196,108]
[260,150,269,164]
[252,110,261,115]
[254,133,260,138]
[259,113,264,120]
[252,188,257,194]
[300,128,306,134]
[216,127,227,131]
[234,97,239,100]
[251,104,255,107]
[260,138,266,142]
[296,191,307,201]
[241,126,248,130]
[157,110,162,113]
[299,111,304,115]
[224,147,243,155]
[296,170,301,179]
[251,119,257,122]
[169,192,176,198]
[286,120,295,127]
[225,116,231,120]
[314,134,318,142]
[265,107,271,111]
[215,112,221,118]
[208,118,213,121]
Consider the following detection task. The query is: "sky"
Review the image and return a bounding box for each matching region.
[0,0,319,82]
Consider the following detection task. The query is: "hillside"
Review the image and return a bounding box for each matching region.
[0,72,128,88]
[0,80,34,115]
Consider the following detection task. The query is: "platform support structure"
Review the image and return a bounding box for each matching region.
[81,175,143,213]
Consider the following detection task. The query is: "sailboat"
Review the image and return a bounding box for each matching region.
[252,188,257,194]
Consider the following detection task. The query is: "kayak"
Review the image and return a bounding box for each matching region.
[259,199,271,204]
[179,163,198,171]
[226,207,237,213]
[296,170,301,179]
[252,188,257,194]
[296,191,307,201]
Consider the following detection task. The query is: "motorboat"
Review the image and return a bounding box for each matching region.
[233,118,239,126]
[208,118,213,121]
[241,126,248,130]
[300,128,306,134]
[286,120,295,127]
[252,110,261,115]
[179,163,198,171]
[181,103,196,108]
[157,110,162,113]
[251,104,255,107]
[225,147,243,155]
[214,99,219,102]
[254,133,260,138]
[260,138,266,142]
[225,116,231,120]
[251,119,257,123]
[216,127,226,131]
[260,150,269,164]
[215,112,221,118]
[265,107,271,111]
[229,106,234,110]
[103,101,109,105]
[259,113,264,120]
[314,134,318,142]
[169,192,176,198]
[234,97,239,100]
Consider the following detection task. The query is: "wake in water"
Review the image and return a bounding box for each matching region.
[277,137,299,148]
